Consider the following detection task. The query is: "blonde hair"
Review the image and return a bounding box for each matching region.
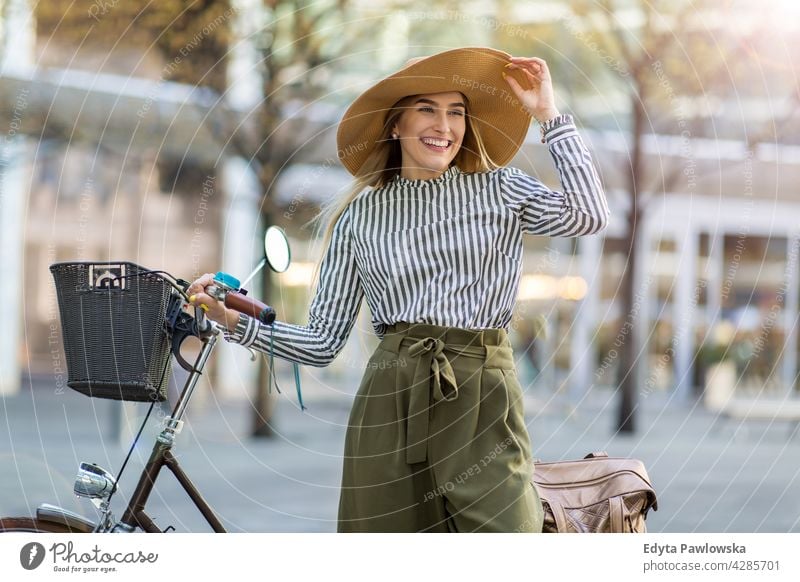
[307,93,499,288]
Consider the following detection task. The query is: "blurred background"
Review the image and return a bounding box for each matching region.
[2,0,800,532]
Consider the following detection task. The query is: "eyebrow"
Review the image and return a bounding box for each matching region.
[414,98,466,109]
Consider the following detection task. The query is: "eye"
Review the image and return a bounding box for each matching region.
[418,106,434,113]
[449,110,465,117]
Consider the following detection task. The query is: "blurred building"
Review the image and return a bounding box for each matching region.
[2,0,799,409]
[0,0,264,398]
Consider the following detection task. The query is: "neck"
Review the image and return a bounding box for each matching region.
[400,166,449,181]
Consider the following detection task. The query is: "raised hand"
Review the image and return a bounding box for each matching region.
[503,57,560,123]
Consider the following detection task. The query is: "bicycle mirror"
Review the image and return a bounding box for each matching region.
[264,226,291,273]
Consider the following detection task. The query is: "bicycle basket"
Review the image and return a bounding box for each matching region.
[49,261,174,402]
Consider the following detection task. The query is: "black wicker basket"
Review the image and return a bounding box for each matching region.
[49,261,174,402]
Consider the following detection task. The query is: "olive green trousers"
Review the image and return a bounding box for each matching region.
[337,322,544,533]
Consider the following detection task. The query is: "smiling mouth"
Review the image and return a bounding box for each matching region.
[420,137,452,152]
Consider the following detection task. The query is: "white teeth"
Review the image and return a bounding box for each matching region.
[422,138,449,148]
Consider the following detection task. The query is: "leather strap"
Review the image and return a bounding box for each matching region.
[550,501,570,533]
[610,496,624,532]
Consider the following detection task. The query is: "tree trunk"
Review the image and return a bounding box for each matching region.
[615,94,646,434]
[252,334,277,437]
[616,208,640,433]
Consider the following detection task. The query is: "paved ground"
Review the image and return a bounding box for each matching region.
[2,370,799,533]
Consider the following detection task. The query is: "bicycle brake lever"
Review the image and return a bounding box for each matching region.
[166,301,200,372]
[165,295,197,372]
[171,321,196,373]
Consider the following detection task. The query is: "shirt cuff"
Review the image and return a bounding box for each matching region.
[541,113,578,145]
[222,313,260,348]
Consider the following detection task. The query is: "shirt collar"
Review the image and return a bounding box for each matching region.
[391,165,461,188]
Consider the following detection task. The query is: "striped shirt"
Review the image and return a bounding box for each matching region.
[224,117,609,366]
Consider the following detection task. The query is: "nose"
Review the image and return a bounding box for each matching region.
[431,109,450,134]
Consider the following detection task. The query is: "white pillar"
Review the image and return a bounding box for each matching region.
[0,138,29,395]
[673,224,698,400]
[215,0,266,401]
[0,0,35,396]
[217,156,263,401]
[1,0,35,72]
[705,230,723,325]
[781,233,800,396]
[569,234,601,401]
[226,0,264,111]
[635,215,653,391]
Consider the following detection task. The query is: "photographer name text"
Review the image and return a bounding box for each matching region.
[644,542,746,556]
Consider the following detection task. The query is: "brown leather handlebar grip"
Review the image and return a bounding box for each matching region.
[224,292,276,324]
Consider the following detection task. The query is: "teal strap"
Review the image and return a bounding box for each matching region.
[267,323,306,411]
[267,323,281,395]
[294,363,305,411]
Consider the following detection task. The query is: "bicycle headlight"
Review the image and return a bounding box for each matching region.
[74,462,117,500]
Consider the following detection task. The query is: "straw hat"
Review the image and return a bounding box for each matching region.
[336,47,533,176]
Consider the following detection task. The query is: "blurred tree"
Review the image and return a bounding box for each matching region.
[35,1,233,193]
[229,0,354,437]
[36,0,232,91]
[34,0,358,437]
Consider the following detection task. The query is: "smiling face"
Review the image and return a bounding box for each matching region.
[391,91,467,181]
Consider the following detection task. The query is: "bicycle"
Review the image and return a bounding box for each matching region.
[0,227,293,533]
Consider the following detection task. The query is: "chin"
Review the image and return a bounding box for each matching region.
[427,163,450,174]
[421,157,454,174]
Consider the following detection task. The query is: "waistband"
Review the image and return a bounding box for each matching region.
[381,321,510,353]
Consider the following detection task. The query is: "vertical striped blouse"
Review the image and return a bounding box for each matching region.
[224,116,609,366]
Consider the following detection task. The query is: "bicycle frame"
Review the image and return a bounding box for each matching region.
[36,320,229,533]
[114,326,225,532]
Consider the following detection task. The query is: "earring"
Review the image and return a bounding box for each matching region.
[391,132,399,139]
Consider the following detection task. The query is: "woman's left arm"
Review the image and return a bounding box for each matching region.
[502,57,610,237]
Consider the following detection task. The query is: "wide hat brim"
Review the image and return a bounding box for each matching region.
[336,47,533,176]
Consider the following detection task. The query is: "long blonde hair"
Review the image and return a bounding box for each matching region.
[307,93,499,288]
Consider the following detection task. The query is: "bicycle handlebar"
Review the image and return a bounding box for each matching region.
[224,291,276,324]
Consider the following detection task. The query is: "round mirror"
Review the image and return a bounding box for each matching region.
[264,226,291,273]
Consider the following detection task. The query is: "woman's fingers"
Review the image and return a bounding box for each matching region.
[503,73,538,111]
[509,55,547,65]
[184,273,232,325]
[503,71,523,95]
[189,290,228,321]
[506,64,544,85]
[508,57,550,78]
[519,67,541,86]
[505,63,542,93]
[188,290,207,307]
[187,272,215,296]
[190,291,212,309]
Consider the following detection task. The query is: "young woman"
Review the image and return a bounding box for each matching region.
[188,47,609,533]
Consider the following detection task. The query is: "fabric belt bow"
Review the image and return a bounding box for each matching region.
[405,337,459,464]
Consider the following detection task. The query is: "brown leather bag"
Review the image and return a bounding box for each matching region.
[532,452,658,533]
